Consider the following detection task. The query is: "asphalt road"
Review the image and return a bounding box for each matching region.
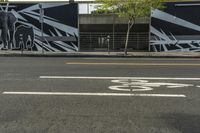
[0,57,200,133]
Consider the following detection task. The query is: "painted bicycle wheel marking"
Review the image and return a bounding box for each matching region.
[109,79,194,92]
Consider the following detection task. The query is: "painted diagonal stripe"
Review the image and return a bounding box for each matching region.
[39,76,200,80]
[152,9,200,32]
[2,92,186,98]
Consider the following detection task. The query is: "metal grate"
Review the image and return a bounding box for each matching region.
[80,32,149,51]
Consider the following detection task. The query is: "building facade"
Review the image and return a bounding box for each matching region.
[1,1,199,52]
[0,1,150,52]
[0,2,79,52]
[79,14,149,51]
[150,1,200,52]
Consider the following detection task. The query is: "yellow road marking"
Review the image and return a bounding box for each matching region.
[65,62,200,66]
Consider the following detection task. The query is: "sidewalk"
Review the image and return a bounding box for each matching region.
[1,50,200,58]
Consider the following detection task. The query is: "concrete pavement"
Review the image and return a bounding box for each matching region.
[1,50,200,58]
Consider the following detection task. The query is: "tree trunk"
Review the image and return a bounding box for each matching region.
[124,27,130,55]
[124,20,134,55]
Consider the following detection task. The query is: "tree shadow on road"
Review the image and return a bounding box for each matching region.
[162,113,200,133]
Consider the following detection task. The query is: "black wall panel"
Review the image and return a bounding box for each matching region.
[151,1,200,52]
[0,3,78,52]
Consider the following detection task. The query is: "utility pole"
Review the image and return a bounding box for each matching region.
[39,3,44,54]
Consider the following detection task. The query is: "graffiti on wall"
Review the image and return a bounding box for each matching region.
[0,3,78,52]
[150,2,200,52]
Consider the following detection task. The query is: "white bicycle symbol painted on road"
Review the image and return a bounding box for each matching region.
[109,80,194,92]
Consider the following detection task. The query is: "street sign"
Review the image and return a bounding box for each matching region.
[39,4,44,23]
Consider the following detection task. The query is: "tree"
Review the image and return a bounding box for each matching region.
[0,0,8,3]
[96,0,167,55]
[0,0,8,2]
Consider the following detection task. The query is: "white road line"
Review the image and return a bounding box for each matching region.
[81,58,200,61]
[65,62,200,66]
[39,76,200,80]
[2,92,186,98]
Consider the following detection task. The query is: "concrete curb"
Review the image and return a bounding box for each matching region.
[1,51,200,58]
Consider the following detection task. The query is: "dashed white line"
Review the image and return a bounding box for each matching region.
[2,92,186,98]
[65,62,200,66]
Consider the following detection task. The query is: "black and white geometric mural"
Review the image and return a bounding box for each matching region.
[0,3,78,52]
[150,2,200,52]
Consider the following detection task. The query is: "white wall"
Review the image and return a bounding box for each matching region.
[79,3,98,14]
[8,0,97,14]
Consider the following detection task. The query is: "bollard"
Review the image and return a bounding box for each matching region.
[107,35,110,55]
